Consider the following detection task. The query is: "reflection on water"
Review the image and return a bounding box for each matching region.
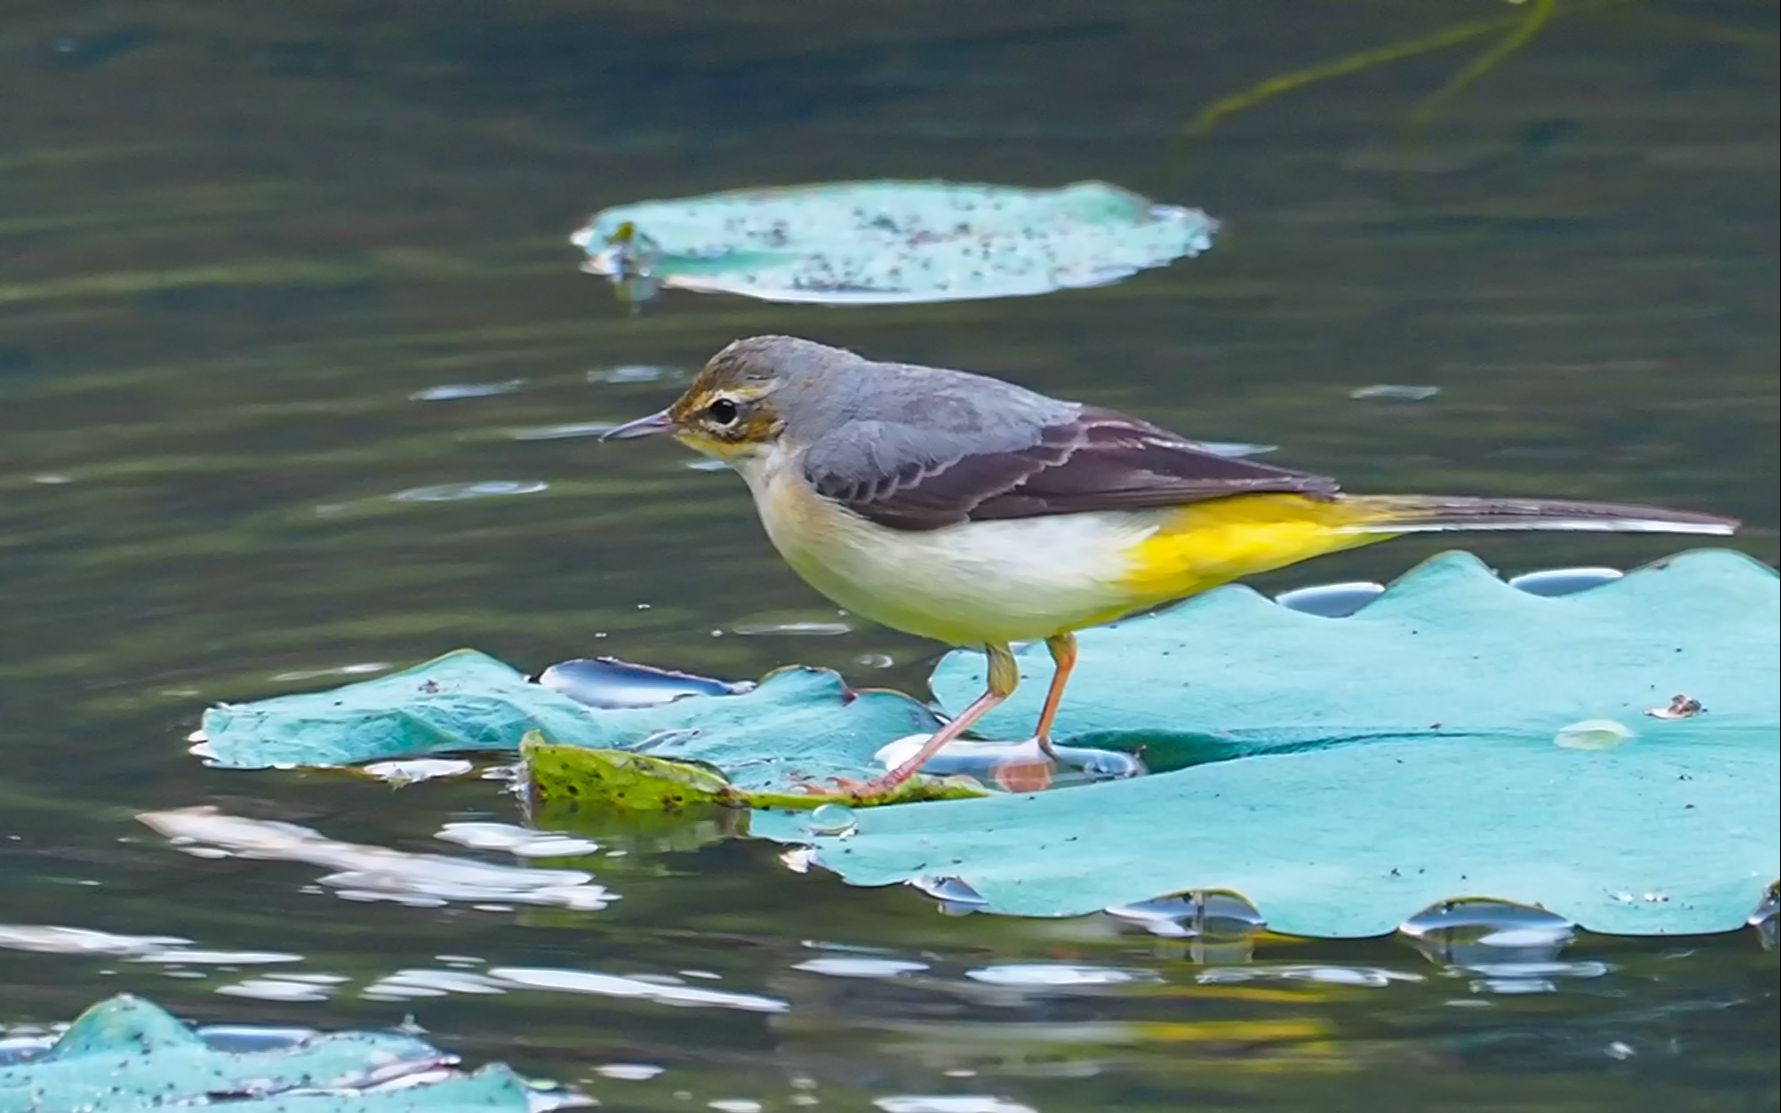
[1106,890,1268,942]
[411,380,528,402]
[487,966,789,1013]
[361,757,477,784]
[0,0,1775,1110]
[964,964,1162,989]
[137,806,615,911]
[434,821,599,858]
[793,954,930,979]
[387,479,551,502]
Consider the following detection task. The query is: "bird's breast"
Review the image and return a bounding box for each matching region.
[748,467,1159,645]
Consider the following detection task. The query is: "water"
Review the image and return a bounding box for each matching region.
[2,1,1777,1109]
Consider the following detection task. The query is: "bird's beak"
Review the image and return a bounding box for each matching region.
[600,408,674,442]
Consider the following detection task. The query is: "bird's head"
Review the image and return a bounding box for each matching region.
[601,335,856,467]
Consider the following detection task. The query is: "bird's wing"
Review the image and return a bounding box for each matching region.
[803,405,1338,531]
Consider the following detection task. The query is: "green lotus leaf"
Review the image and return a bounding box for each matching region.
[0,994,534,1112]
[751,549,1780,936]
[197,549,1779,936]
[570,179,1215,305]
[201,652,937,791]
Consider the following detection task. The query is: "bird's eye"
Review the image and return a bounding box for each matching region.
[705,398,740,426]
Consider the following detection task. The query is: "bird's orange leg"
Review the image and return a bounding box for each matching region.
[824,642,1019,800]
[1029,632,1078,759]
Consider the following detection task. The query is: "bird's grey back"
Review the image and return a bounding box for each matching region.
[743,337,1077,465]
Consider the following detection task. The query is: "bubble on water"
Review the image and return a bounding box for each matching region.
[1509,566,1624,596]
[1276,581,1386,617]
[807,804,857,837]
[1554,719,1633,751]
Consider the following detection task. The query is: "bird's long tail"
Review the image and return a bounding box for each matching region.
[1337,495,1739,536]
[1120,493,1738,607]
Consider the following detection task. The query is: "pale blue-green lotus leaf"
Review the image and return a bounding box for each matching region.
[201,650,937,790]
[570,179,1215,305]
[0,994,533,1113]
[752,549,1780,937]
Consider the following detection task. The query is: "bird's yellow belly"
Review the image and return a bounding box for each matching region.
[1120,494,1389,603]
[752,472,1387,646]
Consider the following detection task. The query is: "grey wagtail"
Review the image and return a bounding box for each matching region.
[604,336,1739,797]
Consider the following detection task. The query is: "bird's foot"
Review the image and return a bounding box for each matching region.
[862,734,1142,794]
[990,737,1055,792]
[993,736,1145,789]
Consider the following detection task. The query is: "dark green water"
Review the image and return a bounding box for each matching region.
[2,2,1777,1109]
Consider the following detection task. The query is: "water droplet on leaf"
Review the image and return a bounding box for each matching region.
[1554,719,1633,751]
[807,804,857,837]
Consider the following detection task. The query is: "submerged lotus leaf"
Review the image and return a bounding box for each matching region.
[521,734,987,814]
[570,179,1216,305]
[523,736,739,812]
[201,650,937,790]
[0,993,532,1112]
[751,549,1780,936]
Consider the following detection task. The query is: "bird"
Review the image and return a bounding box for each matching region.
[603,335,1740,798]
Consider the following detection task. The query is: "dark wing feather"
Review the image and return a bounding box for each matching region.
[806,406,1338,531]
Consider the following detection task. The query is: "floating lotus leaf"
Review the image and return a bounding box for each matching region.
[0,994,533,1112]
[570,180,1216,305]
[197,550,1778,936]
[201,650,937,791]
[748,549,1779,936]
